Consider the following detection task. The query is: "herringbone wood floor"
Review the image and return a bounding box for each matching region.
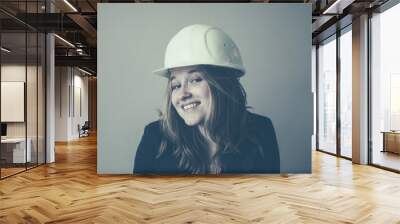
[1,135,400,224]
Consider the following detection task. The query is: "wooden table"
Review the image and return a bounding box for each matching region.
[1,138,31,164]
[381,131,400,154]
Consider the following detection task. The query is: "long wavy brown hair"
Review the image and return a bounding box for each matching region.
[159,65,250,174]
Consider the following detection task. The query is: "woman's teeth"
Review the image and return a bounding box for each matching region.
[183,103,199,111]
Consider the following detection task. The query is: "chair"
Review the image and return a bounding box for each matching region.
[79,121,90,138]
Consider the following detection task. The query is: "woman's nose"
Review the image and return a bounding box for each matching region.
[179,84,192,100]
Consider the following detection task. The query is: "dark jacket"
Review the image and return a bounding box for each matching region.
[133,112,280,174]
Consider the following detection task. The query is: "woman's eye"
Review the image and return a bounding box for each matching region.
[171,84,180,91]
[190,77,203,84]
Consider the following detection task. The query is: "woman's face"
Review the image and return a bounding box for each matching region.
[170,67,211,126]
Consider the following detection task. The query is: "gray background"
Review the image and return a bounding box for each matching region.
[98,3,312,174]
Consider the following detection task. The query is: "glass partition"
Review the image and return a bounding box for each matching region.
[38,32,45,165]
[0,1,46,179]
[1,31,28,178]
[339,27,352,158]
[317,35,337,155]
[371,3,400,171]
[27,31,38,169]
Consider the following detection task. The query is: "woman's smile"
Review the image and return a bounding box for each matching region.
[181,101,201,111]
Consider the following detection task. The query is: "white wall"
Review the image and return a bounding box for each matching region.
[1,65,40,137]
[55,67,70,141]
[72,73,89,138]
[1,66,26,137]
[55,67,89,141]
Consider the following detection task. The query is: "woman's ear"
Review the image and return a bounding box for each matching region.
[157,109,162,118]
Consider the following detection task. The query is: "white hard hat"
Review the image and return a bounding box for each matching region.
[154,24,245,78]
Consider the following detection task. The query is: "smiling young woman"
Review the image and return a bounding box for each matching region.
[133,24,280,174]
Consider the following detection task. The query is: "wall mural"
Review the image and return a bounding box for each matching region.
[97,4,312,175]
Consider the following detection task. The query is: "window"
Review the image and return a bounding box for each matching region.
[318,35,337,154]
[339,27,352,158]
[371,2,400,171]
